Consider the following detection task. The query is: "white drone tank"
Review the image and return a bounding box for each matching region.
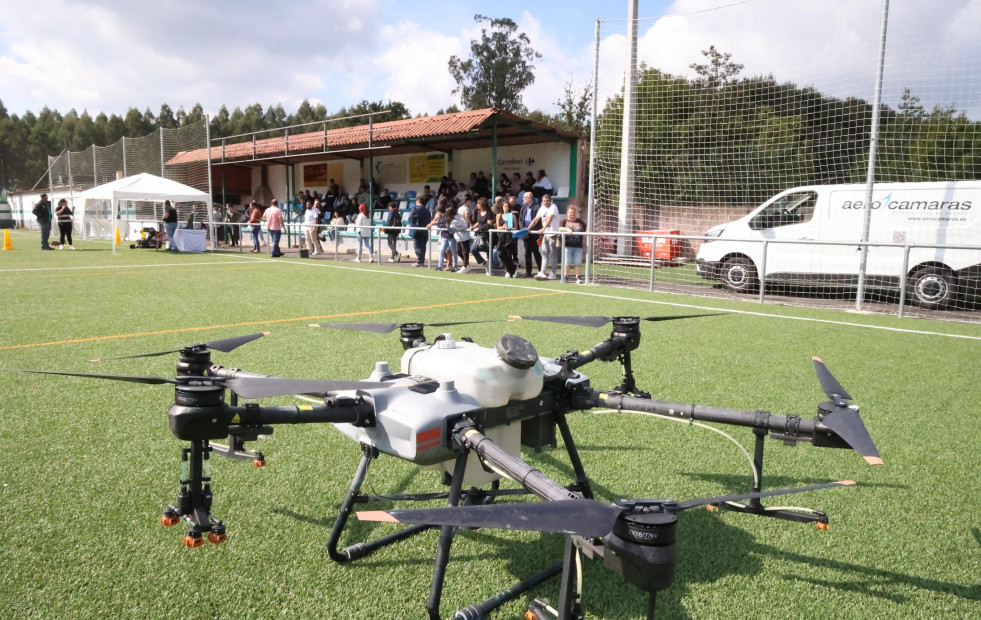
[399,333,543,407]
[401,333,545,486]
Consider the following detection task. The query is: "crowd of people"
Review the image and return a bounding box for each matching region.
[30,169,584,282]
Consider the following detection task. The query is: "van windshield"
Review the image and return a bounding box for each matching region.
[749,191,817,230]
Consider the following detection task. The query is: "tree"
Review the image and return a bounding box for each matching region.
[553,81,592,137]
[158,104,178,129]
[183,103,205,127]
[294,99,319,125]
[447,15,541,112]
[327,100,410,128]
[123,107,152,137]
[690,45,743,90]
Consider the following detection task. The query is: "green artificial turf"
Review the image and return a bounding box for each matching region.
[1,232,979,619]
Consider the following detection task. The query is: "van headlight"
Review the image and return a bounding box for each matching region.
[702,229,723,243]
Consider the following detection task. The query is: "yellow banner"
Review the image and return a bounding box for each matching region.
[408,154,446,184]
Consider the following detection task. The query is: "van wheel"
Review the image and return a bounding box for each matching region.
[907,266,956,310]
[722,257,759,294]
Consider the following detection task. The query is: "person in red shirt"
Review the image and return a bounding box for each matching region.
[264,199,284,257]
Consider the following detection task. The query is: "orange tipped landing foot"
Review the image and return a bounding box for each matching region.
[705,504,720,512]
[816,521,830,531]
[160,515,180,527]
[253,459,266,467]
[183,535,204,548]
[208,532,228,545]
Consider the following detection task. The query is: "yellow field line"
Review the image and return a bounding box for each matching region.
[0,292,565,351]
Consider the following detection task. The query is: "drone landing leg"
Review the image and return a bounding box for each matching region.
[326,444,435,563]
[709,430,829,527]
[427,452,469,620]
[556,536,585,620]
[555,412,594,499]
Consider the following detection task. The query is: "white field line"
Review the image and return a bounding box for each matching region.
[223,252,981,341]
[0,259,257,273]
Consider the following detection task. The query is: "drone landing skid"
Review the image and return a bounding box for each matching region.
[327,418,595,620]
[709,429,830,528]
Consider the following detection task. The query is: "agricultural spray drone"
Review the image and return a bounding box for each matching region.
[2,314,881,619]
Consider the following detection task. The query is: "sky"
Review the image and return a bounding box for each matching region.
[0,0,978,120]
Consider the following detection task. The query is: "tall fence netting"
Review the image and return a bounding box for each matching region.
[590,1,981,319]
[46,120,210,240]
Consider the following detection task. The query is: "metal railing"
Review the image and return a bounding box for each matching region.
[98,219,981,321]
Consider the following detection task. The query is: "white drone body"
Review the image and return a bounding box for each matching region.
[331,333,570,486]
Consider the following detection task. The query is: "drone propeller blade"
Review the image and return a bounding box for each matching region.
[676,480,856,511]
[426,320,499,328]
[221,376,390,399]
[96,332,270,360]
[513,313,725,328]
[820,407,883,465]
[309,322,400,334]
[513,315,614,328]
[311,320,495,333]
[641,313,727,322]
[0,367,177,386]
[203,332,271,353]
[812,357,852,402]
[358,499,623,538]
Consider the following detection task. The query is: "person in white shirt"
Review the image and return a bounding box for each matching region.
[301,198,323,255]
[528,194,560,280]
[532,169,553,198]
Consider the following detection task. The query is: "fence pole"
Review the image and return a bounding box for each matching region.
[757,240,768,304]
[898,245,911,318]
[560,233,566,283]
[585,19,600,285]
[486,229,494,276]
[648,235,656,292]
[616,0,639,257]
[855,0,890,310]
[205,116,215,250]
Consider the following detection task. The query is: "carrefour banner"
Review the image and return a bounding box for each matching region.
[408,154,446,184]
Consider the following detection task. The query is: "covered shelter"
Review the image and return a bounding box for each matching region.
[78,172,210,254]
[166,108,584,212]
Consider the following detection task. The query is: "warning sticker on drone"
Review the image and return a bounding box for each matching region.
[416,427,442,451]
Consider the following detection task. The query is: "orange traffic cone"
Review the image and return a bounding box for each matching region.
[2,229,11,251]
[114,227,122,244]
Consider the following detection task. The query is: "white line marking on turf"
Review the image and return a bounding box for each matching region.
[0,260,257,273]
[224,252,981,341]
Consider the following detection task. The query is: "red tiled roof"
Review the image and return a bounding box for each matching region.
[167,108,575,166]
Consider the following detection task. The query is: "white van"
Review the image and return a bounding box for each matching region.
[695,182,981,309]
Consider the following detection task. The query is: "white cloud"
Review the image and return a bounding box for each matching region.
[0,0,976,123]
[0,0,383,116]
[370,20,463,115]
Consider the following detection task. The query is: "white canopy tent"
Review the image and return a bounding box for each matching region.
[78,173,210,254]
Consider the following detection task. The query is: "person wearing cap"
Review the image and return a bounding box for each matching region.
[354,202,373,262]
[32,193,53,250]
